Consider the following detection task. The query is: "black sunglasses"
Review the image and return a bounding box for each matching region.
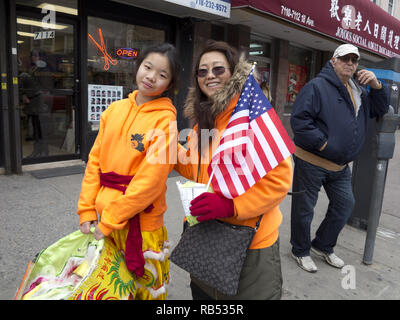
[338,55,359,64]
[196,66,226,78]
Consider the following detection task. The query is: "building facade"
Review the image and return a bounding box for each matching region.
[1,0,399,174]
[373,0,400,18]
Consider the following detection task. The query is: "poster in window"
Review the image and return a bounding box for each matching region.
[286,64,307,103]
[88,84,123,122]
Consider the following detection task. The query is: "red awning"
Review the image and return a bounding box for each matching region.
[231,0,400,58]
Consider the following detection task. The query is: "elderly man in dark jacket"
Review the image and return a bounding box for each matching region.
[290,43,389,273]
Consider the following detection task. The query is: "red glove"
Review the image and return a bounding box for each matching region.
[190,192,234,222]
[125,215,145,277]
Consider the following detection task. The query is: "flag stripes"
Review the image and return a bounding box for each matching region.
[208,68,295,199]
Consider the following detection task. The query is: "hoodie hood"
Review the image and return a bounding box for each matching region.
[317,61,363,108]
[317,61,345,90]
[128,90,176,115]
[183,56,253,123]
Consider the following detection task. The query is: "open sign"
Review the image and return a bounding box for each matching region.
[116,48,139,59]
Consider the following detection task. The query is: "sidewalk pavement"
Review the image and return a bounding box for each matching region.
[1,131,399,300]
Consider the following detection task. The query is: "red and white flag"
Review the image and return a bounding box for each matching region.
[207,67,295,199]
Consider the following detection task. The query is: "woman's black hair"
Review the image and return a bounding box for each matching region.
[133,43,180,98]
[191,40,239,130]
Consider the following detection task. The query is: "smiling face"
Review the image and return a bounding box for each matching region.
[196,51,232,99]
[331,53,358,83]
[135,52,172,104]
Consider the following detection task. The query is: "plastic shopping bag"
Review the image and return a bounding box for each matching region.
[176,180,212,226]
[14,230,137,300]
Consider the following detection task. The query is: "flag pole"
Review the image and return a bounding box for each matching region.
[206,167,215,191]
[252,61,257,72]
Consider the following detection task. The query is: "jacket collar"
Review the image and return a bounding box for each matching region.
[183,56,253,122]
[318,61,364,109]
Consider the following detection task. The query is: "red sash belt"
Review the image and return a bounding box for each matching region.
[100,171,153,277]
[100,171,132,193]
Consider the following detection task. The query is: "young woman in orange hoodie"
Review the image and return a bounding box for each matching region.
[175,40,293,300]
[77,43,179,300]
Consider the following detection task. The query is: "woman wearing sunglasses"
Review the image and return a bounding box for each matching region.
[175,40,293,300]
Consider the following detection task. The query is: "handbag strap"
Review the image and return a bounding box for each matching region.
[254,215,263,231]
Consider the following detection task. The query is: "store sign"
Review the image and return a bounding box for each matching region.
[163,0,231,18]
[231,0,400,58]
[116,48,139,59]
[88,28,118,71]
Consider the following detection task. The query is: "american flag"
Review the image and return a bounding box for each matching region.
[207,67,295,199]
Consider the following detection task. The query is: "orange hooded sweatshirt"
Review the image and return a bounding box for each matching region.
[175,95,293,249]
[77,90,177,236]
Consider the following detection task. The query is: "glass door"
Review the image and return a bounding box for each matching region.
[17,14,77,161]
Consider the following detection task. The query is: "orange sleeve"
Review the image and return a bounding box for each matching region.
[174,127,200,181]
[233,157,293,220]
[174,143,195,180]
[97,114,178,236]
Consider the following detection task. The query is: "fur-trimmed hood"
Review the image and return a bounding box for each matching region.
[183,56,254,124]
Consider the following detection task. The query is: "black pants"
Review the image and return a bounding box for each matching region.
[290,156,355,256]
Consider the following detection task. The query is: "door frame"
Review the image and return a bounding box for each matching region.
[0,0,13,174]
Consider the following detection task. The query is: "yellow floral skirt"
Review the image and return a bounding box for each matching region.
[109,226,170,300]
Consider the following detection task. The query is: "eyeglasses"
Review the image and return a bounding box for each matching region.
[196,66,226,78]
[338,55,359,64]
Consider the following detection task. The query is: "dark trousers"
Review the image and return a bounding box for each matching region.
[290,156,355,257]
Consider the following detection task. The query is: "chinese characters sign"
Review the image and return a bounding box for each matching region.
[231,0,400,58]
[330,1,399,57]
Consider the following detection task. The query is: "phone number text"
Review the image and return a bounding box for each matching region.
[195,0,228,14]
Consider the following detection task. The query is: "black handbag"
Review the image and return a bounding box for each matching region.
[170,216,262,296]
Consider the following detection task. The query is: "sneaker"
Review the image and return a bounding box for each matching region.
[291,253,318,273]
[311,247,344,268]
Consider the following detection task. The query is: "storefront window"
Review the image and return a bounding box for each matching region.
[249,40,271,58]
[249,38,273,103]
[87,16,165,130]
[16,0,77,15]
[285,45,313,114]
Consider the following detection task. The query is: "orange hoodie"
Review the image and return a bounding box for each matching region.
[77,90,177,236]
[175,95,293,249]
